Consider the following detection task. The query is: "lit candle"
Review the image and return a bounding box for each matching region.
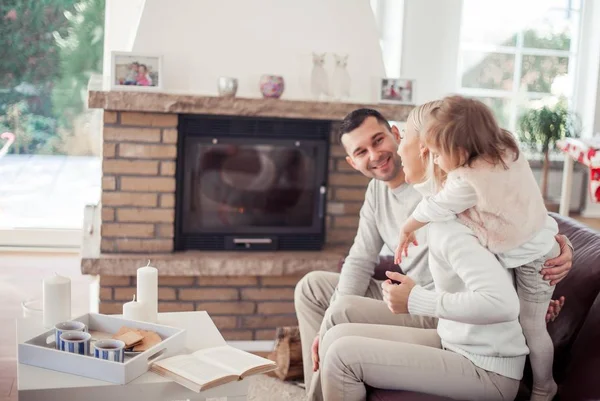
[137,261,158,323]
[43,273,71,328]
[123,295,146,321]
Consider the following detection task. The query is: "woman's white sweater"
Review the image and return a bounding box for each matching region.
[408,218,529,380]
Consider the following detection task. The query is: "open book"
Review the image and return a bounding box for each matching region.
[150,345,277,392]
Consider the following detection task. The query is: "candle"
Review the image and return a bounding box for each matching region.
[123,295,146,321]
[137,261,158,323]
[43,273,71,328]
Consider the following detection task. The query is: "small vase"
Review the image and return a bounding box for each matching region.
[259,75,285,99]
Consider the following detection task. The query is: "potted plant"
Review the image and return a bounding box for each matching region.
[518,97,580,201]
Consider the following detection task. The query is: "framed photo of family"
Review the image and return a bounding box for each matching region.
[111,52,163,91]
[379,78,415,104]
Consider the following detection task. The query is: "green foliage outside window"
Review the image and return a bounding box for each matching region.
[0,0,104,155]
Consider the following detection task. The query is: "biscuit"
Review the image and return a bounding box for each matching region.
[115,331,144,348]
[133,331,162,352]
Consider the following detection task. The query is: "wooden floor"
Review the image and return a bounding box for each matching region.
[571,214,600,231]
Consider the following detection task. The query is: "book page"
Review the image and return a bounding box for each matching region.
[153,354,235,386]
[192,345,275,376]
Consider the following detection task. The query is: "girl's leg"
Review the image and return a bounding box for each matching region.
[321,323,519,401]
[516,243,561,401]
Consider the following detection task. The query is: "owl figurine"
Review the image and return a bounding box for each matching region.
[332,54,350,100]
[310,52,329,100]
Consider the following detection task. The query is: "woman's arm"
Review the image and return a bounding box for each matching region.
[407,222,520,325]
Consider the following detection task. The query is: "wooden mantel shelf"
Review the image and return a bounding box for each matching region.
[88,90,414,121]
[81,248,346,276]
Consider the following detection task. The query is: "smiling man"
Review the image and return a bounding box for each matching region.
[294,108,573,401]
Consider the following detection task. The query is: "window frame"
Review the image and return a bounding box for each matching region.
[456,3,582,132]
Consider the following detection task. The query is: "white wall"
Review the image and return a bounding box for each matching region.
[125,0,385,102]
[401,0,462,103]
[371,0,405,77]
[102,0,146,80]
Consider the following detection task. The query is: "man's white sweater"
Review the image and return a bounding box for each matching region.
[337,179,434,297]
[408,219,529,380]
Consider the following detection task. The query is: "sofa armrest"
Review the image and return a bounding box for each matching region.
[558,291,600,400]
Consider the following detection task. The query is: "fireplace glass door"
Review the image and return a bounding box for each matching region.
[182,138,325,232]
[175,117,329,251]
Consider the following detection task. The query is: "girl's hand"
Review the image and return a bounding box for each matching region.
[394,231,419,264]
[381,271,416,314]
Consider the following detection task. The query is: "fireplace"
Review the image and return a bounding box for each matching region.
[175,115,330,251]
[85,91,413,340]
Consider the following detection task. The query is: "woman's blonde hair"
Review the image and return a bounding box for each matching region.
[422,95,520,169]
[406,100,445,188]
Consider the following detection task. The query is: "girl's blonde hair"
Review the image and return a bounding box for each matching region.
[422,95,520,169]
[406,100,445,188]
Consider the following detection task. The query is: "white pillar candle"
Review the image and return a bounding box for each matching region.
[137,262,158,323]
[43,273,71,328]
[123,295,146,321]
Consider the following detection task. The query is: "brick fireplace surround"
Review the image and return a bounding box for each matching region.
[83,90,412,340]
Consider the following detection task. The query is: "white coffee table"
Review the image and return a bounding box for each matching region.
[17,311,250,401]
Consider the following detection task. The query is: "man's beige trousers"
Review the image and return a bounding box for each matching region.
[294,271,437,401]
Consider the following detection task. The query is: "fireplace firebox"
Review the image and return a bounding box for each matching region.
[175,115,330,251]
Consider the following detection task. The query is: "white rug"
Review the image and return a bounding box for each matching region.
[247,375,306,401]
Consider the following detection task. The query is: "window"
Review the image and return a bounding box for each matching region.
[457,0,582,132]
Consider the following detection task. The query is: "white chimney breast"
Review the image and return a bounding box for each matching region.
[121,0,385,102]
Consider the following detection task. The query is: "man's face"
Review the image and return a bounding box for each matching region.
[341,116,402,182]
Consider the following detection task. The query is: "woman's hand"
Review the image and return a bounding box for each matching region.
[394,230,418,264]
[381,271,416,314]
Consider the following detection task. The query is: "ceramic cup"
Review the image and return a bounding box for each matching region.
[59,331,91,356]
[93,339,126,363]
[48,320,87,349]
[218,77,238,97]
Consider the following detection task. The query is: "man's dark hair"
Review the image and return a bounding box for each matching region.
[338,108,391,144]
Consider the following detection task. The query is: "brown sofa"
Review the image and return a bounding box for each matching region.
[366,212,600,401]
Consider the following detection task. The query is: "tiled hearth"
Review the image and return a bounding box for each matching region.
[84,89,413,340]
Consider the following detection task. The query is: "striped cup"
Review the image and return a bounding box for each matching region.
[59,331,91,355]
[93,339,125,363]
[50,320,87,349]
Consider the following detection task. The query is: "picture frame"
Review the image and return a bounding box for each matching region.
[379,78,415,104]
[110,52,163,91]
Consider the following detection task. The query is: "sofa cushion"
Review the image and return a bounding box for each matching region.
[558,291,600,400]
[367,388,456,401]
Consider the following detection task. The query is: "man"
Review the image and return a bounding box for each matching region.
[294,108,572,400]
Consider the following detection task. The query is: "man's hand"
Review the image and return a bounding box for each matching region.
[381,271,416,314]
[542,234,573,285]
[394,231,418,264]
[546,296,565,323]
[311,335,320,372]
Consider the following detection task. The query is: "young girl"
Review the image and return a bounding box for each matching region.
[395,95,560,401]
[136,64,152,86]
